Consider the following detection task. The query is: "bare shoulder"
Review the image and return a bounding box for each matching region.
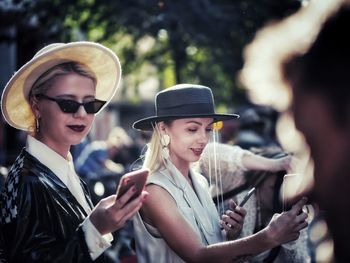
[141,184,177,225]
[141,183,200,254]
[144,184,177,209]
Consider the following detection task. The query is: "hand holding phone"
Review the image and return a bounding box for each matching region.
[116,168,149,202]
[221,190,253,233]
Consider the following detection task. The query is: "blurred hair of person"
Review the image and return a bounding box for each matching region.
[240,1,350,262]
[282,4,350,262]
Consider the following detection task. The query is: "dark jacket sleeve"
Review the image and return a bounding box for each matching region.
[1,155,105,263]
[0,222,8,263]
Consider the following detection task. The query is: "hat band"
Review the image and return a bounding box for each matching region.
[157,103,215,117]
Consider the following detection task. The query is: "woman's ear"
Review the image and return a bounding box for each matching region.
[158,121,167,134]
[29,97,40,119]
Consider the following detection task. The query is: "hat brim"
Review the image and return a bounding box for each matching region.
[1,41,121,131]
[133,113,239,131]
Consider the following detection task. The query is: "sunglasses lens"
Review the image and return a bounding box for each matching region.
[57,100,80,113]
[84,100,106,114]
[51,98,106,114]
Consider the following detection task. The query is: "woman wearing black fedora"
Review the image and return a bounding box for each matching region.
[0,42,148,262]
[132,84,308,263]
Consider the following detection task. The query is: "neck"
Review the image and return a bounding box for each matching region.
[168,158,194,188]
[175,164,190,179]
[34,134,70,160]
[170,156,190,178]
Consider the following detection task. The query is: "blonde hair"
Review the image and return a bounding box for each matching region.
[142,122,171,173]
[29,62,97,98]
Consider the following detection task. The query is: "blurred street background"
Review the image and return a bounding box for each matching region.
[0,0,305,167]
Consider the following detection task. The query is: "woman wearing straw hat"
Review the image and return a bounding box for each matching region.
[0,42,148,262]
[132,84,308,263]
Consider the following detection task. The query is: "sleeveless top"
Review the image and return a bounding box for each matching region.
[133,161,224,263]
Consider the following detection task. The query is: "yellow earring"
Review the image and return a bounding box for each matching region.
[160,134,170,147]
[161,134,170,159]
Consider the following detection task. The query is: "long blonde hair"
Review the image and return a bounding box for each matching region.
[142,121,172,173]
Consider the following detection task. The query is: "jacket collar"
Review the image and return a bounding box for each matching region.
[160,160,221,244]
[26,135,72,187]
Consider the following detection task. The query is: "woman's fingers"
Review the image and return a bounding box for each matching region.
[99,194,117,208]
[224,206,246,221]
[266,198,309,244]
[222,215,240,228]
[91,190,148,235]
[228,199,237,211]
[234,206,247,217]
[296,210,308,222]
[110,191,148,228]
[220,219,232,231]
[116,191,148,215]
[113,189,148,213]
[224,211,243,224]
[289,197,308,216]
[114,184,137,208]
[222,209,245,231]
[295,221,308,232]
[220,204,247,237]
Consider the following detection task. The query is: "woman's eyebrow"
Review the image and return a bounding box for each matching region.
[185,120,214,127]
[54,94,95,99]
[185,120,202,125]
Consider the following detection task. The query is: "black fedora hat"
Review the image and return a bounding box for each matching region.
[133,84,239,131]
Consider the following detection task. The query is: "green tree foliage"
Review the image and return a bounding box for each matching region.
[1,0,301,109]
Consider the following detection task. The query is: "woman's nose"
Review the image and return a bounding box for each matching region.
[73,105,88,117]
[198,130,209,144]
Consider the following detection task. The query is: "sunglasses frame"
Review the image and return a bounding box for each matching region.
[36,94,106,114]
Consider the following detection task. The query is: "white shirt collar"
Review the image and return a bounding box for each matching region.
[26,135,91,214]
[26,135,72,186]
[25,136,112,253]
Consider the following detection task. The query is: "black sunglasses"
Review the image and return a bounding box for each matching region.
[37,94,106,114]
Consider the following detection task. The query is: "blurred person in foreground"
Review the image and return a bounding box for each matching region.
[0,42,147,262]
[241,1,350,262]
[132,84,308,263]
[281,4,350,262]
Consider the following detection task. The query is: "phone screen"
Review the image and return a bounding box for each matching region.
[116,168,149,201]
[282,174,298,211]
[239,187,256,207]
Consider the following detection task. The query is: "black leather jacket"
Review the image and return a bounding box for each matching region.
[0,149,105,263]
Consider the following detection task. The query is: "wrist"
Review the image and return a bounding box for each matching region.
[274,157,287,172]
[89,212,104,235]
[259,227,279,249]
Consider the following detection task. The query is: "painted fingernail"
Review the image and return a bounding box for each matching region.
[143,192,149,199]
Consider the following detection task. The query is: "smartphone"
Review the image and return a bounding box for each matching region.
[238,187,256,207]
[116,168,149,201]
[282,173,298,211]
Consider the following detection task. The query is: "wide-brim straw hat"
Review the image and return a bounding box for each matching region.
[1,41,121,131]
[133,84,239,131]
